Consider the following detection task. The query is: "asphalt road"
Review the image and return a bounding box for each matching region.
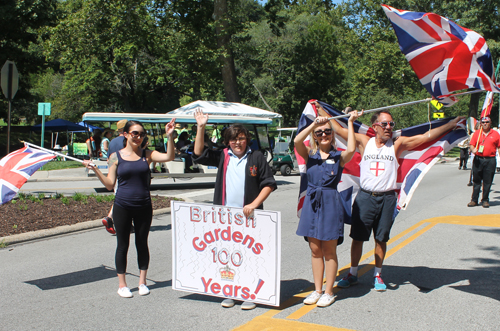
[2,161,500,330]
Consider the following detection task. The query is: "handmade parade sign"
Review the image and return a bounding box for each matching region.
[171,201,281,307]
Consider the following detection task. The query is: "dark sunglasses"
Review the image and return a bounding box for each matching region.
[481,121,490,124]
[314,129,333,137]
[229,137,247,143]
[374,121,396,128]
[128,131,146,138]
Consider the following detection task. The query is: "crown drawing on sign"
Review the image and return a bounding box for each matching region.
[220,265,235,281]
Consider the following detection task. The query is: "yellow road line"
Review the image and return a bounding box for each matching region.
[232,214,500,330]
[284,221,428,320]
[232,315,355,331]
[286,221,432,320]
[426,214,500,228]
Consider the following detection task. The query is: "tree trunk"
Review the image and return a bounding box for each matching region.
[468,92,480,119]
[213,0,240,102]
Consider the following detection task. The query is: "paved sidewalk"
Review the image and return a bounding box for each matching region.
[28,167,93,182]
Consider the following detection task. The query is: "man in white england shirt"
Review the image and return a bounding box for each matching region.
[324,105,463,291]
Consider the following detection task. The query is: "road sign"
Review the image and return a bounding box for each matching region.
[433,112,444,119]
[38,103,51,116]
[1,60,19,100]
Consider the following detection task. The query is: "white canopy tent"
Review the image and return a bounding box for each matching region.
[167,100,282,120]
[83,101,282,125]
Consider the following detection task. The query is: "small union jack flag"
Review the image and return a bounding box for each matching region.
[480,91,494,118]
[295,100,468,220]
[382,4,500,104]
[0,144,55,205]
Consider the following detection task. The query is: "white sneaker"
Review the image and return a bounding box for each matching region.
[241,301,256,310]
[138,284,150,296]
[221,299,235,308]
[316,293,335,307]
[303,291,322,305]
[117,287,133,298]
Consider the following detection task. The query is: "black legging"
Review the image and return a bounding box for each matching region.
[113,203,153,274]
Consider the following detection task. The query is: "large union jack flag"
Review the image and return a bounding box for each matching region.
[295,100,468,220]
[0,144,55,205]
[382,4,500,105]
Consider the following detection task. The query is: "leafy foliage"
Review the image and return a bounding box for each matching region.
[2,0,499,131]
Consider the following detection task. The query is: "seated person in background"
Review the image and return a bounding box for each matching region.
[176,131,194,172]
[86,129,102,158]
[176,132,191,150]
[189,125,197,141]
[100,128,114,159]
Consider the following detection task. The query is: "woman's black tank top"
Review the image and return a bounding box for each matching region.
[115,149,151,209]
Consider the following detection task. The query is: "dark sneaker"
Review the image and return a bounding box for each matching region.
[467,201,478,207]
[482,201,490,208]
[467,182,473,187]
[337,273,358,288]
[102,217,116,234]
[374,275,387,291]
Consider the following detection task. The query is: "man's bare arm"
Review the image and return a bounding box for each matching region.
[396,116,465,158]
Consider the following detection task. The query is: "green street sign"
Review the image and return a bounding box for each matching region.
[38,103,51,116]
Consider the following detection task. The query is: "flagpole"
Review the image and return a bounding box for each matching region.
[327,89,490,121]
[496,60,500,125]
[327,98,432,120]
[22,141,95,166]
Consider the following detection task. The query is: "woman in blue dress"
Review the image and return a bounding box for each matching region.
[294,110,361,307]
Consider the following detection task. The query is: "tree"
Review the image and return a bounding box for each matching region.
[44,0,196,120]
[0,0,59,123]
[236,0,347,125]
[214,0,240,102]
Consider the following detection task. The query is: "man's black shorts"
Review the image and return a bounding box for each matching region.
[350,189,397,242]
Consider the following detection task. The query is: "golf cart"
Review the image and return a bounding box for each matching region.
[81,101,282,178]
[272,127,298,176]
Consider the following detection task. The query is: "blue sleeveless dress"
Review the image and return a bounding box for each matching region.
[296,148,345,243]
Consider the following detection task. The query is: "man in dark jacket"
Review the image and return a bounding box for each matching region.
[193,108,277,310]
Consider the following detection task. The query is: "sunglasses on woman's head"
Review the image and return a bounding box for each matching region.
[314,129,332,137]
[128,131,146,138]
[374,121,396,128]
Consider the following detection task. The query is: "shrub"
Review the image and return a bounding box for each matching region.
[72,193,87,203]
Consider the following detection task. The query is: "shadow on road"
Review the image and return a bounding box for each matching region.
[25,265,172,291]
[25,265,116,290]
[150,224,171,232]
[333,261,500,303]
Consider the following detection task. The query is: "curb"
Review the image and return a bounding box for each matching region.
[0,206,172,246]
[27,177,97,183]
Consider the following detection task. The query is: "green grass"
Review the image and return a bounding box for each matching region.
[42,160,85,171]
[444,147,460,158]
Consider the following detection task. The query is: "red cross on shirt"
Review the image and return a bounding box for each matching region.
[370,162,385,176]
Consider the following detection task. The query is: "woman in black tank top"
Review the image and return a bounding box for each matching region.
[84,119,177,298]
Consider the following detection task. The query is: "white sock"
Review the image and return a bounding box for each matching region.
[350,267,358,276]
[374,267,382,277]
